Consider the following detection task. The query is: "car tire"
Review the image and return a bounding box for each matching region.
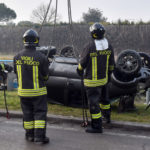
[60,46,74,57]
[116,49,142,77]
[111,72,138,88]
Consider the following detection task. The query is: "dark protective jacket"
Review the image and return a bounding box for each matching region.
[13,47,49,97]
[78,40,115,87]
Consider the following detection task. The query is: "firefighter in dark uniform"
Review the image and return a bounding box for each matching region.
[13,29,49,144]
[0,63,13,72]
[77,23,115,133]
[0,63,13,81]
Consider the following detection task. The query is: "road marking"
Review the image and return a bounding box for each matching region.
[105,131,150,140]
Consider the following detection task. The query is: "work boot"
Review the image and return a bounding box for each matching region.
[85,118,103,133]
[26,136,34,142]
[25,129,34,142]
[101,109,112,128]
[34,136,50,144]
[101,109,111,124]
[34,128,49,144]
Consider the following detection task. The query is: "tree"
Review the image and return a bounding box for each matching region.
[17,21,33,26]
[82,8,107,23]
[0,3,17,22]
[6,21,15,26]
[31,3,61,24]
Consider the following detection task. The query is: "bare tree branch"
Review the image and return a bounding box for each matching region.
[30,3,61,24]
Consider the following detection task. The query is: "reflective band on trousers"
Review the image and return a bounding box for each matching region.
[100,104,110,110]
[91,112,102,119]
[34,120,45,129]
[24,121,34,129]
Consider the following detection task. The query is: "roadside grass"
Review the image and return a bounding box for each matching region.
[0,90,150,123]
[1,55,150,123]
[111,102,150,123]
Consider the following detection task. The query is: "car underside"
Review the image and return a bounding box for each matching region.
[37,46,150,110]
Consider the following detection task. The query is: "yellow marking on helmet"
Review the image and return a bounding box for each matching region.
[93,33,97,38]
[34,38,39,44]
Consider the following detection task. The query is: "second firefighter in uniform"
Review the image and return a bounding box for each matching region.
[77,23,115,133]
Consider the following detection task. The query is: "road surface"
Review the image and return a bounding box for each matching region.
[0,117,150,150]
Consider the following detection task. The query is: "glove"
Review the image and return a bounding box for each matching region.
[43,75,49,81]
[76,67,83,77]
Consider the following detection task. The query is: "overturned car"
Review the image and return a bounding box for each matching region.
[37,46,150,109]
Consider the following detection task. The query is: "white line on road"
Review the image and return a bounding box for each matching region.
[105,131,150,140]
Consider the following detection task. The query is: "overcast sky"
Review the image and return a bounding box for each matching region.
[1,0,150,23]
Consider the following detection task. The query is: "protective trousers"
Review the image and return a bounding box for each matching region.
[20,95,47,139]
[99,85,111,123]
[86,87,102,130]
[86,85,111,125]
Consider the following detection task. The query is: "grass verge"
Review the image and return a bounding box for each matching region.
[0,90,150,123]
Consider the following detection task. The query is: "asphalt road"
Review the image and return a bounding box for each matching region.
[0,117,150,150]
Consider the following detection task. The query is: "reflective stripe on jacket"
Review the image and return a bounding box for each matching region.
[78,40,115,87]
[13,48,49,97]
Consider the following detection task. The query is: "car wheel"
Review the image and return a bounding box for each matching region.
[116,49,142,76]
[138,52,150,68]
[111,72,138,88]
[60,46,75,57]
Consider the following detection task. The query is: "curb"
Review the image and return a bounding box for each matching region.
[0,109,150,131]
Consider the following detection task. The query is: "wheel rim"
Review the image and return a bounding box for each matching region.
[118,54,138,73]
[60,46,74,57]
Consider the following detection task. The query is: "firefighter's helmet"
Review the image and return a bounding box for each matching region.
[90,23,105,39]
[23,29,39,47]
